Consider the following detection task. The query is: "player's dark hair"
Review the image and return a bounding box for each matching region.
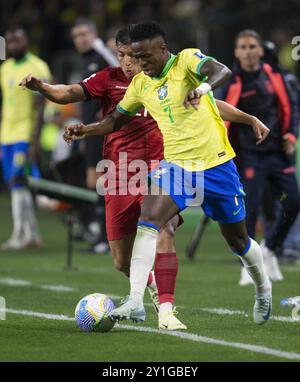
[72,18,98,33]
[235,29,263,47]
[115,26,132,45]
[129,21,167,43]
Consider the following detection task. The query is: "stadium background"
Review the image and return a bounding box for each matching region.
[0,0,300,362]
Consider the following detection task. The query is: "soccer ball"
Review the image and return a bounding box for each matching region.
[75,293,116,332]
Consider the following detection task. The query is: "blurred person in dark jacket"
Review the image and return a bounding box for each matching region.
[219,30,300,284]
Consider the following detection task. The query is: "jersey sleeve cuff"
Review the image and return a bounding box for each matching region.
[116,104,136,116]
[78,82,92,101]
[196,56,216,76]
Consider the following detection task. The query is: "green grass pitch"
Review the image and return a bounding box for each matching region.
[0,193,299,362]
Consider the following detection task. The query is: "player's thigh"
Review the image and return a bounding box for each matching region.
[1,144,14,184]
[140,183,180,229]
[202,160,246,225]
[105,194,140,242]
[12,142,29,185]
[219,219,249,254]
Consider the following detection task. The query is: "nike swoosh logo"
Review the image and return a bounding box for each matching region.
[233,207,242,216]
[160,324,168,329]
[263,301,272,320]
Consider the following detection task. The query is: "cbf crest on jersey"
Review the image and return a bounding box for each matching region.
[157,85,168,100]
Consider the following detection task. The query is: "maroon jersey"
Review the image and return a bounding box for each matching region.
[80,67,164,173]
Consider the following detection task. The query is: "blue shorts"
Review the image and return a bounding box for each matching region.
[149,159,246,224]
[1,142,40,189]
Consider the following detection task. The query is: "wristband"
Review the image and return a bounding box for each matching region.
[195,83,212,95]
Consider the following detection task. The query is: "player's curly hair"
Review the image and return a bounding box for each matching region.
[128,21,167,43]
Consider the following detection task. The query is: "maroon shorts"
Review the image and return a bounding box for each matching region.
[105,194,184,241]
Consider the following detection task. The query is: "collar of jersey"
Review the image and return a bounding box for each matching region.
[14,52,30,65]
[151,53,176,80]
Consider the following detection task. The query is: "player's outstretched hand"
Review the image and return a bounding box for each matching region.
[251,117,270,145]
[63,123,87,144]
[19,74,43,91]
[183,90,202,110]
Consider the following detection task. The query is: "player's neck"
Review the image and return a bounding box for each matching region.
[13,51,27,62]
[157,51,172,77]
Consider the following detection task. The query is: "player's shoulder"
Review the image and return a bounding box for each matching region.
[27,52,48,68]
[0,57,14,71]
[178,48,206,61]
[130,71,146,90]
[26,52,51,77]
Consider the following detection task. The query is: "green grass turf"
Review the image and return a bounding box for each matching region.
[0,193,299,362]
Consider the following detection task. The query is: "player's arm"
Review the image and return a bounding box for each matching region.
[19,75,86,104]
[216,99,270,145]
[183,50,231,107]
[63,76,143,143]
[63,109,131,143]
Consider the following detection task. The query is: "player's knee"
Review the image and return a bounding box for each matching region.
[113,257,130,277]
[111,248,130,276]
[157,222,176,252]
[224,234,249,255]
[139,212,163,230]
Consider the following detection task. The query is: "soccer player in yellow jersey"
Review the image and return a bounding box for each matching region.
[0,28,51,249]
[64,22,272,325]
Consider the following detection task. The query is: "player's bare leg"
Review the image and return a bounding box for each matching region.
[109,184,179,322]
[219,220,272,324]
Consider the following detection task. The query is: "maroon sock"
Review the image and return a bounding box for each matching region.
[154,252,178,304]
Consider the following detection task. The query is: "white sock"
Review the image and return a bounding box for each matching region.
[130,225,159,305]
[238,238,270,295]
[11,189,27,241]
[22,189,40,242]
[159,302,173,315]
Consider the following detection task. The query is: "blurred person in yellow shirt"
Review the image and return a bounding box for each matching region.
[0,28,51,249]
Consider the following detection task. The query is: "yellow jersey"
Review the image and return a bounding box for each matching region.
[0,52,51,144]
[117,49,235,171]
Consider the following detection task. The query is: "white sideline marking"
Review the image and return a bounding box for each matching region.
[40,285,76,292]
[193,306,299,323]
[2,308,300,361]
[0,278,32,286]
[200,307,249,317]
[0,278,76,292]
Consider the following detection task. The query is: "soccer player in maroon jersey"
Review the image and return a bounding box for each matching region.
[20,27,187,330]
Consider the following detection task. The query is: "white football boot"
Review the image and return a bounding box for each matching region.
[109,296,146,323]
[253,278,272,325]
[159,309,187,330]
